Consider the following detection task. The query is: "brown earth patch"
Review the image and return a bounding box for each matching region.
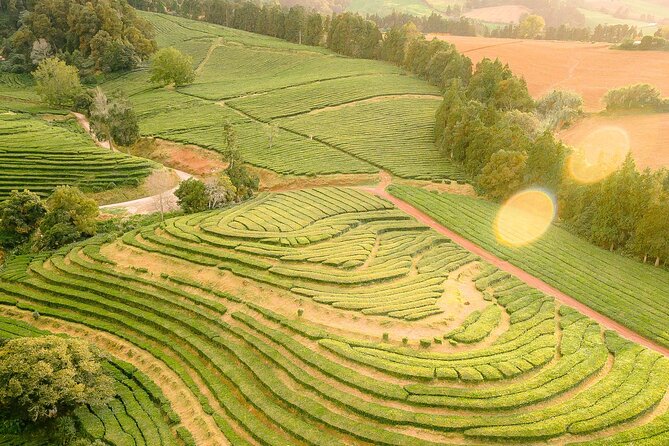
[426,35,669,111]
[559,112,669,171]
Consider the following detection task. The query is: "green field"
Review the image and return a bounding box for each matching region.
[0,316,180,446]
[0,112,154,200]
[104,12,466,181]
[0,187,667,444]
[389,185,669,349]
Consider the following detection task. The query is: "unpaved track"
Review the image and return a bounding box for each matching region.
[100,169,192,214]
[364,178,669,357]
[72,112,193,214]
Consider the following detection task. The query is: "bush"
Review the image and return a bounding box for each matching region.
[174,178,208,213]
[604,83,665,111]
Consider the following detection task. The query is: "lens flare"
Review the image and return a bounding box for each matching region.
[567,126,630,184]
[494,189,556,247]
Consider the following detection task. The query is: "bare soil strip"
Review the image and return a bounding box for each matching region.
[365,181,669,358]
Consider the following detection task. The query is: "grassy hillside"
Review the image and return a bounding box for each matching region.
[0,187,667,444]
[0,112,154,200]
[389,185,669,348]
[107,12,466,181]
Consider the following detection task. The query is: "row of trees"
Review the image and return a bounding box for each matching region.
[603,83,669,112]
[1,0,157,76]
[425,40,669,265]
[560,159,669,266]
[490,21,642,43]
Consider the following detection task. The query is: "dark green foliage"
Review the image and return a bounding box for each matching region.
[174,178,208,214]
[0,190,46,245]
[1,0,156,75]
[226,164,259,201]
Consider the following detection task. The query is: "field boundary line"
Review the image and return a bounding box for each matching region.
[365,182,669,357]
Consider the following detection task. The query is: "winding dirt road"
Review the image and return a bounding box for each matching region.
[72,112,193,214]
[100,169,192,214]
[364,174,669,357]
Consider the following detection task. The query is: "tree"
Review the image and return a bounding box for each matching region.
[226,164,259,201]
[174,178,208,213]
[0,336,114,423]
[222,121,242,169]
[89,88,140,148]
[40,186,99,249]
[466,58,534,112]
[477,150,528,201]
[267,121,279,151]
[149,47,195,87]
[0,190,46,243]
[518,14,545,39]
[33,58,82,106]
[632,195,669,266]
[535,90,583,130]
[205,174,237,208]
[30,38,52,66]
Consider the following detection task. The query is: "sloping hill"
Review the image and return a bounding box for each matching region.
[0,187,667,445]
[0,112,154,200]
[109,12,466,181]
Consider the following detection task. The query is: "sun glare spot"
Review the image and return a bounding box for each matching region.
[567,126,630,184]
[494,189,556,247]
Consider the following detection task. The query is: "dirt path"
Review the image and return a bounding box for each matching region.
[73,112,111,150]
[196,37,224,75]
[364,179,669,358]
[72,112,193,214]
[100,169,192,214]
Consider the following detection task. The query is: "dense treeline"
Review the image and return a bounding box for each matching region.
[560,160,669,266]
[490,23,641,43]
[604,84,669,112]
[417,33,669,265]
[368,11,480,35]
[619,35,669,51]
[0,0,157,75]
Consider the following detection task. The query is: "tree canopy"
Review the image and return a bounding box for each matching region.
[149,47,195,87]
[33,57,82,106]
[0,335,114,423]
[1,0,156,75]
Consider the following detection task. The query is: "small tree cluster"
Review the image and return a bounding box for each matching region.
[603,83,667,112]
[0,336,114,423]
[0,186,99,250]
[89,88,140,148]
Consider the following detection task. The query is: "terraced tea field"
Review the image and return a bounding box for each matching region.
[0,112,154,200]
[0,315,181,446]
[389,185,669,350]
[111,13,467,181]
[0,187,667,445]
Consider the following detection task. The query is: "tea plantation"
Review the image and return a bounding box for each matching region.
[0,188,667,445]
[0,112,154,200]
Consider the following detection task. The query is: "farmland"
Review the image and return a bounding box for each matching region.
[118,13,467,181]
[559,112,669,171]
[388,185,669,349]
[429,35,669,111]
[0,187,668,444]
[0,112,154,200]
